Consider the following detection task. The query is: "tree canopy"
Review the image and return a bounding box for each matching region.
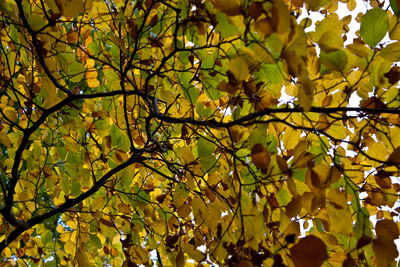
[1,0,400,265]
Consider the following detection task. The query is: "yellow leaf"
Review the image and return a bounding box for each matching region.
[228,57,250,81]
[4,247,12,258]
[192,196,207,222]
[283,127,301,150]
[380,42,400,62]
[3,107,17,122]
[87,78,100,88]
[297,81,313,111]
[181,146,195,164]
[326,203,353,234]
[327,189,347,209]
[56,0,84,18]
[293,140,308,162]
[65,240,76,255]
[0,132,11,147]
[347,44,370,58]
[326,121,348,140]
[255,19,275,38]
[152,220,166,235]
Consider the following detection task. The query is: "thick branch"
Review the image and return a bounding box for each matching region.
[153,106,400,127]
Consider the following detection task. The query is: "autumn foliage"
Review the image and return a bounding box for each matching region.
[1,0,400,265]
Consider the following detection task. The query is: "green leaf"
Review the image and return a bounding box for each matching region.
[215,12,240,38]
[360,8,389,46]
[293,168,307,182]
[134,188,150,203]
[68,62,86,83]
[276,188,290,205]
[390,0,400,16]
[89,235,102,249]
[88,42,101,56]
[200,155,218,172]
[249,125,268,148]
[258,63,285,84]
[71,180,81,197]
[320,50,348,72]
[197,137,216,157]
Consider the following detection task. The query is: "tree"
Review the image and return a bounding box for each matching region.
[1,0,400,265]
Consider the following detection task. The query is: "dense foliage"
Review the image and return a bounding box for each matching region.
[1,0,400,265]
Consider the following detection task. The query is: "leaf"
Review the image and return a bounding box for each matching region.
[326,203,353,234]
[228,57,250,81]
[375,219,399,242]
[6,0,400,264]
[388,147,400,164]
[360,8,389,46]
[68,62,86,83]
[211,0,241,16]
[255,19,275,38]
[56,0,85,18]
[380,42,400,62]
[215,12,240,38]
[251,144,271,173]
[198,137,216,157]
[176,250,185,267]
[286,197,302,218]
[290,235,328,267]
[390,0,400,16]
[327,189,347,209]
[373,239,398,267]
[320,50,348,72]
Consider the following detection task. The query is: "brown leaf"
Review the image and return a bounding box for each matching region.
[342,255,356,267]
[177,203,191,218]
[326,165,341,186]
[374,175,392,189]
[384,65,400,84]
[165,235,179,248]
[357,236,372,249]
[248,2,263,20]
[67,31,79,43]
[251,144,271,173]
[100,218,114,227]
[375,219,399,242]
[286,197,302,218]
[388,147,400,164]
[361,96,386,109]
[321,95,332,107]
[276,155,289,173]
[373,239,398,267]
[310,170,323,189]
[290,235,328,267]
[211,0,242,16]
[176,250,185,267]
